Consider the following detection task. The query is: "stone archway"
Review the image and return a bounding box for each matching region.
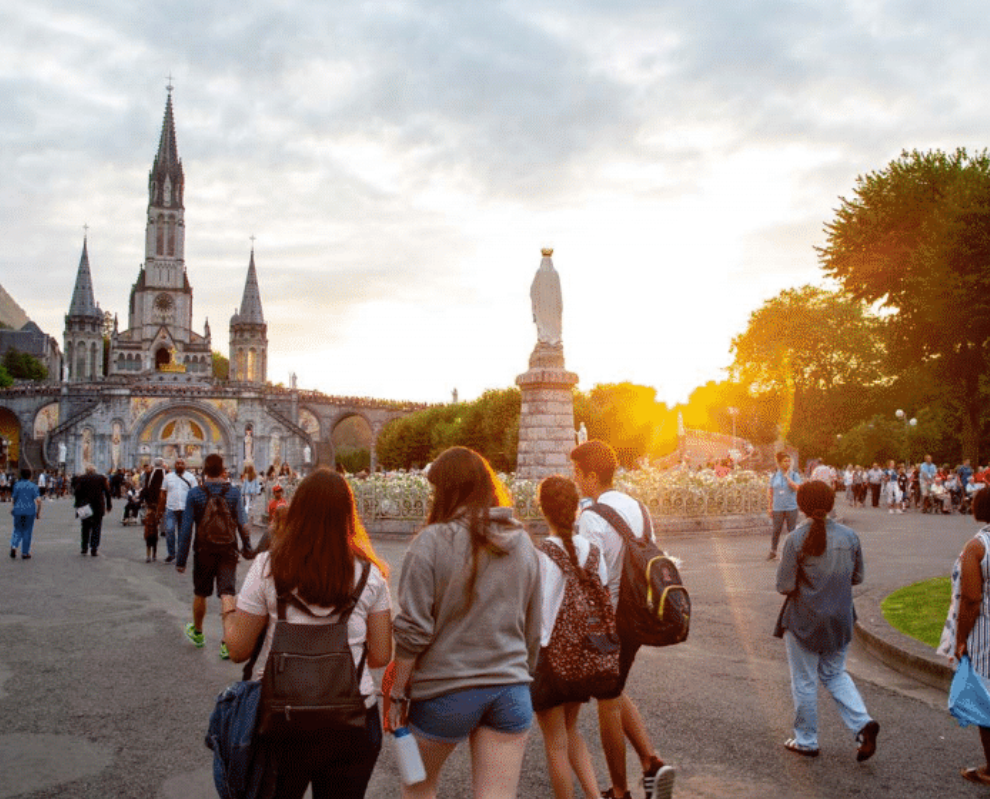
[0,407,21,469]
[134,404,233,469]
[330,413,373,473]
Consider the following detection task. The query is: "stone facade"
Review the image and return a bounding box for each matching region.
[0,86,428,476]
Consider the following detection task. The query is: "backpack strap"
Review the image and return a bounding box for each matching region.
[275,560,372,623]
[540,539,578,577]
[587,500,658,551]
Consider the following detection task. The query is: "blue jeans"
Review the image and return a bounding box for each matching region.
[770,509,798,553]
[11,513,36,556]
[784,632,871,748]
[164,508,183,558]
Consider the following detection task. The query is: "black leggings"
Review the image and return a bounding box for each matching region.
[271,705,382,799]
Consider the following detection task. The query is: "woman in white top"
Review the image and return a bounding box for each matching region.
[222,468,393,799]
[533,476,610,799]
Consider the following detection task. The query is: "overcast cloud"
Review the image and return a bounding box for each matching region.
[2,0,988,404]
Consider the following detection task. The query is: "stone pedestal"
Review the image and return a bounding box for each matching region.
[515,344,579,480]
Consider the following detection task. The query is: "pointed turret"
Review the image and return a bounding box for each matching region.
[67,238,101,319]
[236,249,265,325]
[64,236,105,382]
[149,87,184,209]
[229,248,268,384]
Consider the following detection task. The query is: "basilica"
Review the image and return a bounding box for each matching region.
[0,89,421,476]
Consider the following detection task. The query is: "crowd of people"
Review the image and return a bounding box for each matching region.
[17,438,990,796]
[795,456,987,516]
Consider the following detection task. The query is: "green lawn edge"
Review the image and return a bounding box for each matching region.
[880,576,951,649]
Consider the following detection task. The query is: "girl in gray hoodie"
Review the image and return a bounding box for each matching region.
[389,447,542,799]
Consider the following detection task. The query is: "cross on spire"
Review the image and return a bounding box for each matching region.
[166,73,174,94]
[83,223,89,238]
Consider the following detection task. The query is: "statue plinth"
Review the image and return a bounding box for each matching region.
[515,354,579,480]
[528,342,564,370]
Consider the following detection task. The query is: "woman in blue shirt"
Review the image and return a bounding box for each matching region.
[767,452,801,560]
[775,480,879,760]
[9,469,41,559]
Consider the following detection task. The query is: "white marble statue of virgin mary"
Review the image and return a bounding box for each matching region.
[531,249,563,346]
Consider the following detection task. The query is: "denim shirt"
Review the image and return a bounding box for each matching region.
[11,480,39,516]
[776,519,864,654]
[770,470,801,511]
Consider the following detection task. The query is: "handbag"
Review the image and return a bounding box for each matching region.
[75,504,94,520]
[949,655,990,728]
[773,552,805,638]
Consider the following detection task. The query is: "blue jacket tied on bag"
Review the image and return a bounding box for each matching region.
[205,680,276,799]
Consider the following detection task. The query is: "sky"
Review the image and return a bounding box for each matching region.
[3,1,989,406]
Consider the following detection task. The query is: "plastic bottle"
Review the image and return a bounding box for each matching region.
[392,726,426,785]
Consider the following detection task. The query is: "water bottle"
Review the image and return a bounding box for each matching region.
[392,726,426,785]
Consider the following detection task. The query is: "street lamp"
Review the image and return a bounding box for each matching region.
[895,409,917,462]
[727,407,738,442]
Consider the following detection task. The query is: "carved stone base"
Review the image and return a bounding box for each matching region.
[529,342,565,370]
[515,365,579,480]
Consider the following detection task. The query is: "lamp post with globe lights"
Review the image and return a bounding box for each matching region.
[895,409,917,463]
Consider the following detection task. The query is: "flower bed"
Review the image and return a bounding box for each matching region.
[341,467,767,523]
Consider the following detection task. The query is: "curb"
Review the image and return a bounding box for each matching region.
[854,587,952,693]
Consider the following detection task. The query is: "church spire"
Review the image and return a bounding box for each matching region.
[67,237,101,319]
[237,248,266,325]
[149,84,184,209]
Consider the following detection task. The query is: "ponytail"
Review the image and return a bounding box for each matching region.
[796,481,835,558]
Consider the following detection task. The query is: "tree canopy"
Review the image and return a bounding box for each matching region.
[2,348,47,381]
[818,148,990,462]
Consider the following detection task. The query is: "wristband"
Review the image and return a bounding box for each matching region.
[389,694,409,705]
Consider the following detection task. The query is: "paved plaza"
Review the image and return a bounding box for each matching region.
[0,496,986,798]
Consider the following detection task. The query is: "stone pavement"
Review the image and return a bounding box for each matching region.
[0,493,979,798]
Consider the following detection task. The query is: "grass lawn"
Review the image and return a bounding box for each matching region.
[881,576,952,648]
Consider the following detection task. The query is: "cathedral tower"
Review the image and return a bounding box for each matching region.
[63,237,104,382]
[229,249,268,383]
[109,85,212,376]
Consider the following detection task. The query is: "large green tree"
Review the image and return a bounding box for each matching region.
[818,148,990,463]
[729,285,888,457]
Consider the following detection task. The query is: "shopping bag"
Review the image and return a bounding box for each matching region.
[949,655,990,728]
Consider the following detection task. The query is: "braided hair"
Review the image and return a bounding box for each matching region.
[538,475,589,583]
[796,480,835,558]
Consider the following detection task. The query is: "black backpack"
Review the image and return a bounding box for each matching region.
[197,485,239,551]
[587,501,690,647]
[257,561,371,738]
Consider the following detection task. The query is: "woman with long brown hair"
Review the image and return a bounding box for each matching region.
[775,480,879,761]
[389,447,541,799]
[222,468,392,799]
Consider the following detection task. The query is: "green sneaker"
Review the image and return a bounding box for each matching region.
[219,642,230,660]
[184,623,205,648]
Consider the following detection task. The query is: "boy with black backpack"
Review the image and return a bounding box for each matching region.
[571,440,676,799]
[176,454,253,659]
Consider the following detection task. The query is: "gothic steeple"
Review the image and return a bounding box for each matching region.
[236,249,266,325]
[67,237,101,319]
[229,247,268,383]
[64,235,104,382]
[149,84,184,209]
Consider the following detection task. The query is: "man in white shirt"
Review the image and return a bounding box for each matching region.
[571,439,675,799]
[161,459,196,564]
